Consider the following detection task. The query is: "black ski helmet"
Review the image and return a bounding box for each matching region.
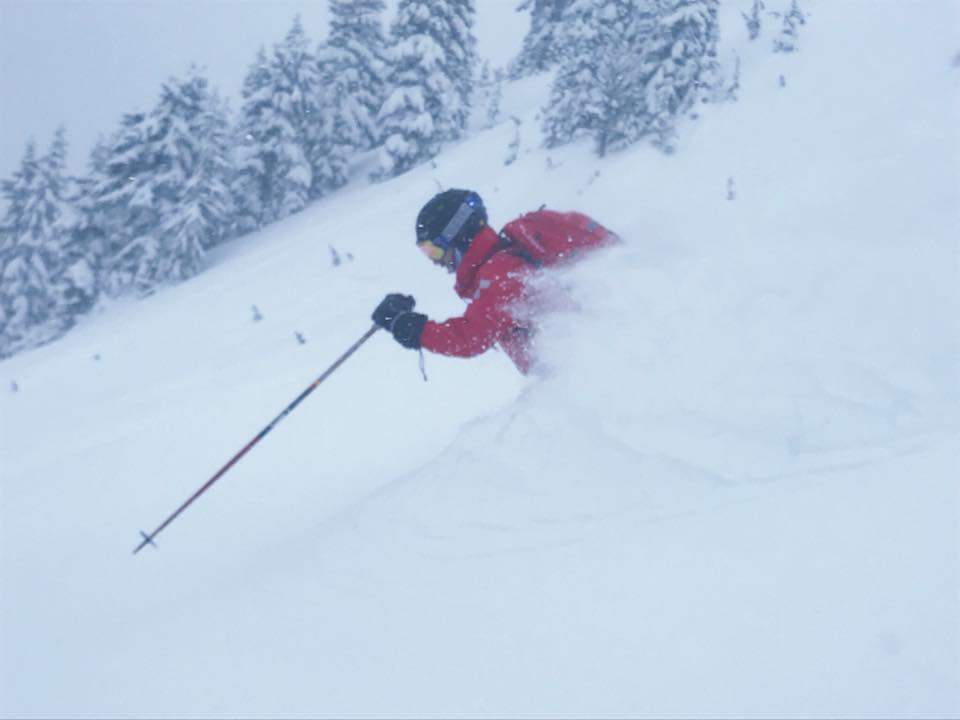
[415,189,487,252]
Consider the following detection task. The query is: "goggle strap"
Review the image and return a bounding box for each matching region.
[435,193,481,249]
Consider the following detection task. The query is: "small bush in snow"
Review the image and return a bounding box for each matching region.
[773,0,806,53]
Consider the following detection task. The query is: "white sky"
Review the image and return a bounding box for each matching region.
[0,0,527,179]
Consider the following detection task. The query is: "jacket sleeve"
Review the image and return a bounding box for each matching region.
[420,261,527,359]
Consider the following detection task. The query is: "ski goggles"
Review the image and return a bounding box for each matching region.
[416,192,483,261]
[417,239,448,261]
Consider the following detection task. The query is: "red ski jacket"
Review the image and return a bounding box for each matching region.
[420,225,535,373]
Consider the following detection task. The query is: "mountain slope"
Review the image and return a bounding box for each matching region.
[1,1,958,717]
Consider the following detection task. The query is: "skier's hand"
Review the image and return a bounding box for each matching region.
[390,311,427,350]
[372,293,416,330]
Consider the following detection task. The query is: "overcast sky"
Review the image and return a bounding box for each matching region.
[0,0,527,179]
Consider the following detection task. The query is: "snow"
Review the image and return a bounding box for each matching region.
[2,1,958,718]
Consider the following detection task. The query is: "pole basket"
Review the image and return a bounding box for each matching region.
[133,531,157,554]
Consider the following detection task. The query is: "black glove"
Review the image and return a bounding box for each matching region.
[391,311,428,349]
[372,293,415,329]
[372,293,428,350]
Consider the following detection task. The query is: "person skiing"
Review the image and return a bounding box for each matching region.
[371,189,615,374]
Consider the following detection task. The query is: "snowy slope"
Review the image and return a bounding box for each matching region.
[2,1,958,718]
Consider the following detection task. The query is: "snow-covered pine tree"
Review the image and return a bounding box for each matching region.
[375,0,478,179]
[505,116,522,165]
[742,0,765,41]
[233,19,317,227]
[542,0,655,156]
[47,131,107,322]
[318,0,388,153]
[272,16,322,205]
[482,63,504,129]
[92,69,233,295]
[308,69,352,196]
[643,0,721,150]
[233,47,274,232]
[151,67,235,281]
[0,142,49,356]
[60,169,105,319]
[90,110,163,295]
[312,0,389,194]
[510,0,574,78]
[721,51,742,102]
[592,4,660,156]
[441,0,479,140]
[0,131,77,357]
[773,0,806,53]
[540,0,597,150]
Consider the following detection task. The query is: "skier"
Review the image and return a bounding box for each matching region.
[372,189,616,374]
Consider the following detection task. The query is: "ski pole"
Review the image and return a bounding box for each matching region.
[133,324,380,555]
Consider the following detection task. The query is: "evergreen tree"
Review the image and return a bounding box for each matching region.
[375,0,478,179]
[720,51,741,102]
[643,0,721,149]
[234,18,318,225]
[510,0,574,78]
[60,169,105,319]
[271,16,322,202]
[0,142,50,355]
[542,0,655,156]
[46,133,105,321]
[93,68,234,295]
[90,110,161,295]
[233,47,274,232]
[151,68,234,281]
[591,4,660,155]
[541,0,720,155]
[0,131,77,356]
[312,0,388,194]
[308,70,353,196]
[773,0,806,53]
[479,62,504,129]
[742,0,765,41]
[442,0,479,139]
[318,0,388,152]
